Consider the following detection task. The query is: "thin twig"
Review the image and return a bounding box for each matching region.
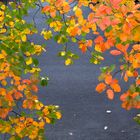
[12,110,22,117]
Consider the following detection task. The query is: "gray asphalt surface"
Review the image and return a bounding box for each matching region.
[25,7,140,140]
[25,8,140,140]
[1,6,140,140]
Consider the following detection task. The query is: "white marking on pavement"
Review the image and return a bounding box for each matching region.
[106,110,112,113]
[104,126,108,130]
[69,132,73,136]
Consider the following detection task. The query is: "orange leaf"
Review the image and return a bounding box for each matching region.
[132,26,140,42]
[120,93,128,101]
[94,36,104,44]
[79,43,87,53]
[106,89,114,100]
[5,93,13,102]
[31,85,38,93]
[116,44,129,53]
[70,27,81,36]
[131,92,139,99]
[14,92,23,100]
[0,109,9,119]
[110,50,122,56]
[133,44,140,51]
[136,79,140,85]
[111,79,118,84]
[124,73,128,82]
[23,100,34,109]
[88,13,94,22]
[0,88,6,96]
[86,40,92,47]
[22,79,31,84]
[96,83,106,93]
[55,0,63,7]
[110,83,121,92]
[133,71,138,77]
[18,84,26,91]
[50,9,56,18]
[105,74,112,84]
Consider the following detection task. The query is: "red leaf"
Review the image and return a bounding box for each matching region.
[110,50,122,56]
[42,6,50,12]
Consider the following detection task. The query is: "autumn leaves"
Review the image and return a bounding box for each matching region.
[0,0,140,139]
[41,0,140,112]
[96,68,121,100]
[0,1,62,139]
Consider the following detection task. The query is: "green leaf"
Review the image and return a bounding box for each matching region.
[105,26,112,32]
[100,66,108,73]
[54,35,59,42]
[36,111,43,116]
[134,114,140,125]
[72,54,79,59]
[136,87,140,92]
[40,77,49,86]
[33,58,39,66]
[71,38,77,43]
[116,37,121,44]
[9,136,21,140]
[109,65,116,72]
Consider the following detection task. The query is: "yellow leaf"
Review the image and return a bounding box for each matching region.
[65,58,72,66]
[1,5,6,10]
[34,45,42,54]
[1,80,7,86]
[24,28,30,34]
[15,126,22,134]
[56,112,62,119]
[9,136,16,140]
[93,59,99,64]
[0,54,5,59]
[126,70,133,77]
[60,51,66,56]
[0,11,4,22]
[41,30,52,40]
[0,28,6,34]
[15,39,21,43]
[25,57,33,65]
[25,52,31,56]
[95,44,102,52]
[9,21,14,27]
[21,34,27,42]
[30,68,41,73]
[92,23,97,32]
[75,7,82,17]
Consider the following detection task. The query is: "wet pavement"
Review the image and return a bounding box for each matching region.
[25,8,140,140]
